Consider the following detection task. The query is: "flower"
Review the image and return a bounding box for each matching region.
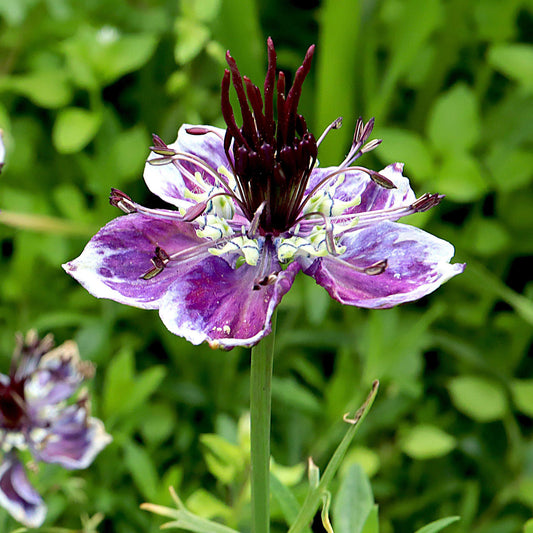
[0,331,111,527]
[63,39,464,349]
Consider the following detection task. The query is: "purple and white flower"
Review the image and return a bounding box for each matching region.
[0,331,111,527]
[64,39,464,349]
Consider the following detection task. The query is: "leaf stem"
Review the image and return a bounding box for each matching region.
[250,310,277,533]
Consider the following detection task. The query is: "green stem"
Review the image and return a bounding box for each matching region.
[250,310,277,533]
[288,380,379,533]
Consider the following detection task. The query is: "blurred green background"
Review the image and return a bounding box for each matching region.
[0,0,532,532]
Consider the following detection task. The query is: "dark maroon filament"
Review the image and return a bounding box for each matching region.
[0,379,26,430]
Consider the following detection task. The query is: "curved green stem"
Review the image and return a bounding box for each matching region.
[250,310,277,533]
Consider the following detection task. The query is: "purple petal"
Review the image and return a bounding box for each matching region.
[63,213,206,309]
[304,221,465,308]
[26,341,83,407]
[144,124,230,209]
[159,257,300,348]
[308,162,416,216]
[35,405,112,469]
[0,455,46,527]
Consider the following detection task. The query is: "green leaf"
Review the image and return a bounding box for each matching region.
[511,380,533,418]
[340,447,381,479]
[486,143,533,192]
[376,128,434,181]
[369,0,442,120]
[98,33,158,85]
[200,434,244,484]
[52,107,102,153]
[333,463,374,533]
[413,516,461,533]
[400,425,456,460]
[303,275,330,325]
[315,0,361,165]
[488,44,533,92]
[271,473,311,533]
[139,402,177,446]
[174,18,211,65]
[428,84,480,152]
[467,218,510,256]
[272,376,321,414]
[103,348,135,420]
[524,518,533,533]
[435,151,488,202]
[123,439,159,501]
[126,365,167,413]
[0,0,39,25]
[448,376,508,422]
[103,349,166,420]
[361,505,379,533]
[181,0,221,22]
[63,29,158,89]
[1,70,72,109]
[186,489,232,521]
[111,125,149,182]
[473,0,522,42]
[214,0,264,83]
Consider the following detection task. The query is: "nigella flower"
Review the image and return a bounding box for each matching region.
[0,331,111,527]
[64,39,464,349]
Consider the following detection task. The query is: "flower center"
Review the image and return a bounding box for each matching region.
[221,37,318,235]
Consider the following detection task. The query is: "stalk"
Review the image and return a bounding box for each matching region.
[249,310,277,533]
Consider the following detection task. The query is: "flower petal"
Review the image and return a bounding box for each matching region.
[144,124,230,209]
[159,256,300,348]
[35,405,112,469]
[63,213,206,309]
[26,341,84,407]
[308,162,416,216]
[0,455,46,528]
[304,221,465,308]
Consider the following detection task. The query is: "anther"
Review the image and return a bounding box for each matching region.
[412,193,444,212]
[360,138,382,154]
[141,247,171,280]
[367,169,396,189]
[316,117,343,146]
[185,127,211,135]
[364,259,388,276]
[110,188,137,214]
[149,147,177,157]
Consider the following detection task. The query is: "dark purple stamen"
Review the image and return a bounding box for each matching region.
[110,189,137,213]
[412,193,445,212]
[141,247,170,280]
[221,38,318,235]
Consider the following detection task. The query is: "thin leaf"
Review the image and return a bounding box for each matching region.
[413,516,461,533]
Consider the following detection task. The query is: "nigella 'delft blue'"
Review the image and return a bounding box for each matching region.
[64,39,464,349]
[0,331,111,527]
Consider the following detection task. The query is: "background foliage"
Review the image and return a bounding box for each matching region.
[0,0,532,532]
